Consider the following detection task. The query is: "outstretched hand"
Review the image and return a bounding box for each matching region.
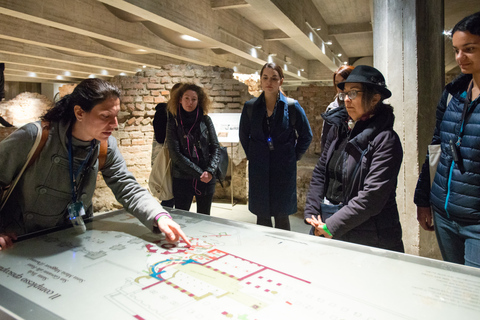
[157,218,192,246]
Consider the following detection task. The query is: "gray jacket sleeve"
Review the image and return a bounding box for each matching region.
[100,136,165,233]
[0,123,38,188]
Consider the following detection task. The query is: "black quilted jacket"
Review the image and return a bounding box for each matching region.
[166,111,221,180]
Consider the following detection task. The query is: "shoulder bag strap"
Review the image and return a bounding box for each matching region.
[98,140,108,170]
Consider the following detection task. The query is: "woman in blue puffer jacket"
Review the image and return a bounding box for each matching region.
[414,11,480,268]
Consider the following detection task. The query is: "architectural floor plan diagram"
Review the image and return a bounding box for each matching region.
[1,210,480,320]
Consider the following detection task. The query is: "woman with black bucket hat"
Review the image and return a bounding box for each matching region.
[304,65,404,252]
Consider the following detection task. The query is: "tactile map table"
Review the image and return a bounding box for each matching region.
[1,209,479,320]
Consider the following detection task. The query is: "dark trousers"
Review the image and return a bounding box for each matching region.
[172,177,215,215]
[161,198,175,208]
[257,216,291,231]
[174,192,214,215]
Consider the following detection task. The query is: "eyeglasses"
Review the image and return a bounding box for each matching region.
[338,90,363,101]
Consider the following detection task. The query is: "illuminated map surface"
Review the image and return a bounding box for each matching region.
[1,209,480,320]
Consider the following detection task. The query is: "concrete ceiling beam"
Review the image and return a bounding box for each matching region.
[329,22,373,35]
[211,0,250,10]
[97,0,309,79]
[244,0,346,72]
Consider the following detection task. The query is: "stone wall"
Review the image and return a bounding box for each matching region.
[0,92,52,127]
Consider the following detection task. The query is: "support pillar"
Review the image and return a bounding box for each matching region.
[373,0,444,258]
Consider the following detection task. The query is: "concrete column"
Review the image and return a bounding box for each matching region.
[373,0,444,258]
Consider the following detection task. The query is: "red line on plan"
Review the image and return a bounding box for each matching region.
[237,267,268,281]
[142,280,163,290]
[207,249,311,284]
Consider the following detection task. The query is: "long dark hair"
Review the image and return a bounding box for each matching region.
[42,78,121,123]
[452,11,480,37]
[167,83,211,116]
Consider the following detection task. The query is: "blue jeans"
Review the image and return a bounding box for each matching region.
[434,211,480,268]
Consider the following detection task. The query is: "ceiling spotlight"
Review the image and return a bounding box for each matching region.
[253,45,262,49]
[88,74,96,78]
[337,53,342,57]
[101,70,108,75]
[28,72,37,77]
[315,27,321,31]
[56,75,64,80]
[443,30,452,36]
[325,41,332,45]
[119,72,126,76]
[64,71,71,76]
[180,35,200,41]
[300,68,305,71]
[137,49,147,52]
[142,65,146,68]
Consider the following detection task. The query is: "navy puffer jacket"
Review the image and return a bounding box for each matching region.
[415,74,480,223]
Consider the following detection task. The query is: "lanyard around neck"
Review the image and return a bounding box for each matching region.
[67,132,95,202]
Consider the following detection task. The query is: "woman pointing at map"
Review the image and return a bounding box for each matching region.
[0,78,190,250]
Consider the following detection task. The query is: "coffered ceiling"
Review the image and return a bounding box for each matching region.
[0,0,478,88]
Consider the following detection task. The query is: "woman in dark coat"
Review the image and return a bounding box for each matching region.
[304,65,404,252]
[166,83,221,215]
[239,62,312,230]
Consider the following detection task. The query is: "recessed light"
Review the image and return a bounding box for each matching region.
[180,35,200,41]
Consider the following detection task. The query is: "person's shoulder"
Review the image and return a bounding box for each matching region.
[155,102,168,111]
[15,121,41,139]
[446,73,471,96]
